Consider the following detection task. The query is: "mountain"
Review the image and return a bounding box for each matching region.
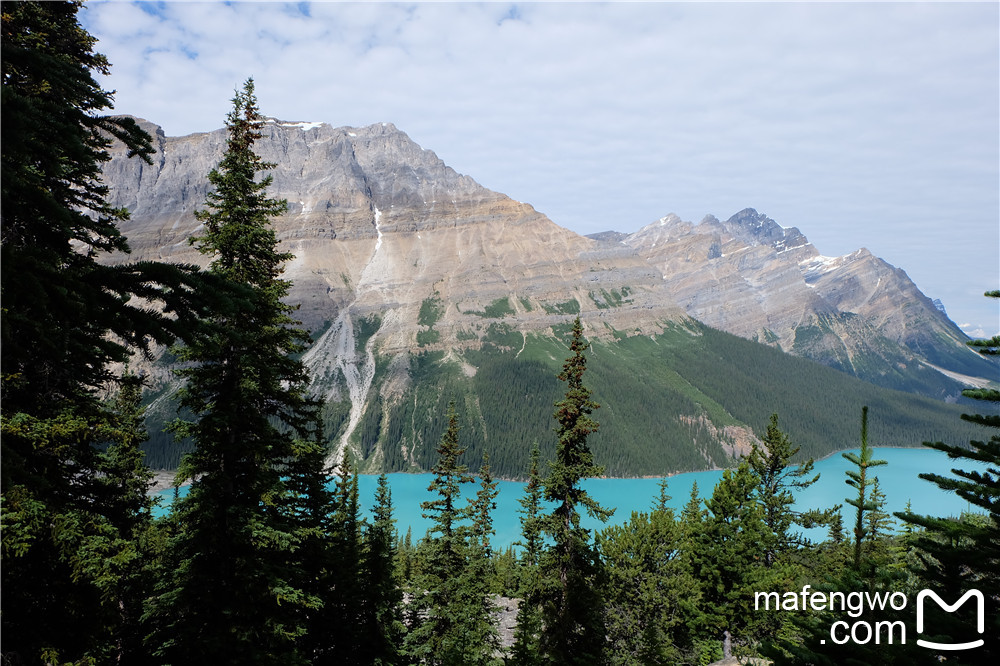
[101,118,995,477]
[597,208,991,395]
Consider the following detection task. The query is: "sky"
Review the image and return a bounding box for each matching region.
[81,1,999,337]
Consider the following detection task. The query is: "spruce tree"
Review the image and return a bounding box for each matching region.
[747,413,832,566]
[146,79,322,664]
[473,451,500,555]
[97,369,159,665]
[327,451,366,665]
[1,3,211,662]
[406,403,499,665]
[281,437,339,664]
[693,462,765,660]
[511,443,546,666]
[362,473,405,665]
[468,451,503,662]
[843,406,887,570]
[537,317,611,665]
[895,290,1000,661]
[516,443,545,572]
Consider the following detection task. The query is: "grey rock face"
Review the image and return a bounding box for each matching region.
[101,120,993,397]
[625,208,991,388]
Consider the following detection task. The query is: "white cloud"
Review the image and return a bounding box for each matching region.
[81,0,998,333]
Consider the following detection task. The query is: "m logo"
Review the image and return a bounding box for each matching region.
[915,589,985,651]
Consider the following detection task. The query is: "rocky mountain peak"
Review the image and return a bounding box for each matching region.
[100,119,993,413]
[721,207,811,254]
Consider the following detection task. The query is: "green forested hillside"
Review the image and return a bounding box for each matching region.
[141,318,992,478]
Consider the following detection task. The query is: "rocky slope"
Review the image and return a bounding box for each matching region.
[106,118,680,346]
[603,208,991,393]
[101,118,995,473]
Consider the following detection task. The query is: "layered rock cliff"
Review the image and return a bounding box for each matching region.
[99,118,995,473]
[607,208,991,390]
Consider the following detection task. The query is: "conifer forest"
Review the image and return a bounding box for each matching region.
[2,3,999,664]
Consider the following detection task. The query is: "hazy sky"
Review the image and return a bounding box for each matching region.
[82,1,999,337]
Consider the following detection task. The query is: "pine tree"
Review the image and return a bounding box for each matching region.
[405,403,499,665]
[537,317,611,665]
[843,406,887,570]
[327,450,366,665]
[468,451,503,662]
[516,443,545,572]
[693,462,765,659]
[598,506,692,665]
[895,290,1000,662]
[146,79,321,664]
[362,473,405,665]
[97,369,159,665]
[747,413,832,566]
[511,443,546,666]
[0,3,210,662]
[473,450,500,556]
[281,437,338,664]
[653,477,672,513]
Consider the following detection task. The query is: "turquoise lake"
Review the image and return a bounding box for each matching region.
[153,447,990,547]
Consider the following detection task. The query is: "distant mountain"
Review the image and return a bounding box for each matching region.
[604,208,991,395]
[102,118,996,476]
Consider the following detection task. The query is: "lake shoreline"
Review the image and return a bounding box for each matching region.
[146,444,940,494]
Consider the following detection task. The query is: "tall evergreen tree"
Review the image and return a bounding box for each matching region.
[281,437,339,665]
[692,462,766,660]
[747,413,831,566]
[326,450,366,665]
[97,369,160,665]
[516,443,545,572]
[473,450,500,555]
[896,290,1000,662]
[405,403,500,665]
[1,3,212,662]
[362,473,405,665]
[537,317,612,665]
[511,444,546,666]
[469,451,503,662]
[145,79,322,664]
[843,406,887,570]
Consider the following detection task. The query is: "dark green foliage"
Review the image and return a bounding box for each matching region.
[140,316,987,480]
[691,462,766,659]
[589,287,633,310]
[324,451,368,665]
[145,79,322,664]
[419,294,446,327]
[0,4,214,662]
[843,406,888,569]
[96,370,160,665]
[748,413,832,565]
[406,404,501,665]
[510,444,546,666]
[363,474,406,665]
[279,438,337,664]
[468,297,516,319]
[516,444,545,572]
[536,317,611,665]
[598,507,695,665]
[474,451,500,555]
[418,295,445,346]
[542,299,581,315]
[894,291,1000,663]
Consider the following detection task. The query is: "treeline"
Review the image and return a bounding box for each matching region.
[134,322,989,477]
[3,5,999,664]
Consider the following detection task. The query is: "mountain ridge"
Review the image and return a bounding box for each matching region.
[101,117,996,474]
